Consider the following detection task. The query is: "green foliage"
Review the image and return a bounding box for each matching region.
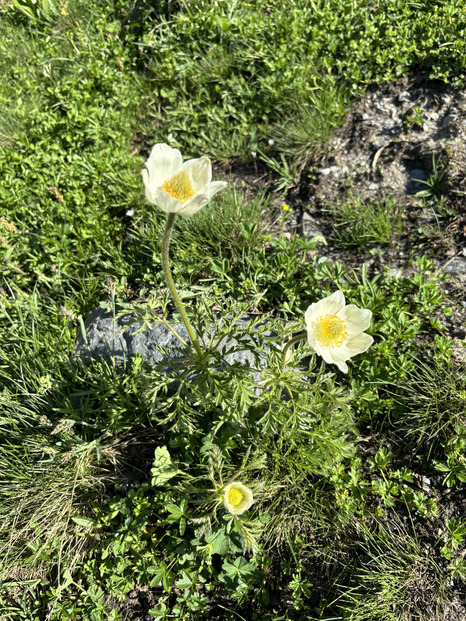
[203,233,326,314]
[270,83,348,164]
[327,193,405,248]
[10,0,59,21]
[0,1,464,619]
[415,153,449,201]
[0,3,149,296]
[437,519,466,581]
[340,522,449,621]
[392,357,466,455]
[138,0,466,159]
[130,185,269,289]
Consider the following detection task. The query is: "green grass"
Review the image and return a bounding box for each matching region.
[0,0,465,619]
[340,522,450,621]
[327,192,406,248]
[392,357,466,454]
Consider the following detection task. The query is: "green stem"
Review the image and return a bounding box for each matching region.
[161,213,204,359]
[281,331,308,361]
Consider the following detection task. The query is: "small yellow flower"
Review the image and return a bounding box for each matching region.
[281,203,291,212]
[141,143,227,216]
[223,482,254,515]
[305,290,373,373]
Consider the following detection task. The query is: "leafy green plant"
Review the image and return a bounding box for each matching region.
[10,0,59,21]
[405,106,425,128]
[258,151,301,193]
[1,1,465,619]
[415,153,449,201]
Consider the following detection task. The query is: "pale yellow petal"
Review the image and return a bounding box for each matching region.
[304,290,346,327]
[178,194,209,216]
[334,359,349,373]
[141,168,156,204]
[345,332,374,354]
[223,482,254,515]
[155,191,185,214]
[206,181,228,200]
[339,305,372,333]
[312,342,336,366]
[144,143,183,189]
[183,156,212,192]
[320,347,349,372]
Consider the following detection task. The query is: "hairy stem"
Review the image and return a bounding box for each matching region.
[281,331,308,361]
[161,213,203,359]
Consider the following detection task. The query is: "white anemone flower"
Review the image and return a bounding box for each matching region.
[223,482,254,515]
[304,290,373,374]
[141,143,227,216]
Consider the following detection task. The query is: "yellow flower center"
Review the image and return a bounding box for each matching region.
[227,488,243,506]
[161,170,195,203]
[313,314,348,347]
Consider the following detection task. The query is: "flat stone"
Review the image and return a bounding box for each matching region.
[387,264,403,278]
[421,476,431,492]
[444,257,466,274]
[302,212,325,239]
[74,307,275,379]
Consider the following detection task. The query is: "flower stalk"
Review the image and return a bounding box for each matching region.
[281,331,307,362]
[161,213,204,359]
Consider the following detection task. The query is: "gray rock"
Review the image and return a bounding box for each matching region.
[406,168,427,194]
[74,307,275,376]
[302,212,325,239]
[421,476,431,492]
[398,91,411,102]
[387,264,403,278]
[313,76,466,212]
[444,257,466,275]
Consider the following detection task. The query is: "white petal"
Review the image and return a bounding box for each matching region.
[144,143,183,189]
[328,334,373,367]
[141,168,156,204]
[154,190,185,214]
[304,290,346,326]
[339,305,372,333]
[312,342,337,366]
[334,359,349,373]
[178,194,209,216]
[345,332,374,354]
[314,345,349,373]
[206,181,227,200]
[183,156,212,192]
